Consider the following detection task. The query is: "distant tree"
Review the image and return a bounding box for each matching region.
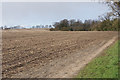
[49,25,52,28]
[53,22,61,30]
[69,19,76,27]
[0,26,3,29]
[4,25,7,29]
[32,26,35,28]
[42,25,44,28]
[60,19,69,27]
[36,25,40,28]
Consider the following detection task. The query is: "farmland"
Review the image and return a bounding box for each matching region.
[2,30,118,78]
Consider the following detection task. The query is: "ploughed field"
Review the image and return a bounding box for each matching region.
[2,30,117,78]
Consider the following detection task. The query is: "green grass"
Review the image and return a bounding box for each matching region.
[76,41,119,78]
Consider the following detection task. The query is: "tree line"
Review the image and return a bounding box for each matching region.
[50,1,120,31]
[0,25,53,30]
[50,18,119,31]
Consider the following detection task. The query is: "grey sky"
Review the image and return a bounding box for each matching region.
[2,2,111,27]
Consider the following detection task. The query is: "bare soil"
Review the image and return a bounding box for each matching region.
[2,30,118,78]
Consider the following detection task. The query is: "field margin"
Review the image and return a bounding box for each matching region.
[76,40,119,78]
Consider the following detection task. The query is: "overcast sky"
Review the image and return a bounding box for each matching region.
[2,2,111,27]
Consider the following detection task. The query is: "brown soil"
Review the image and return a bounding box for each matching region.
[2,30,118,78]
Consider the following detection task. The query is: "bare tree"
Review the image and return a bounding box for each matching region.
[106,0,120,17]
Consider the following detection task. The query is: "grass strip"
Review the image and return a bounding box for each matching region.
[76,41,119,78]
